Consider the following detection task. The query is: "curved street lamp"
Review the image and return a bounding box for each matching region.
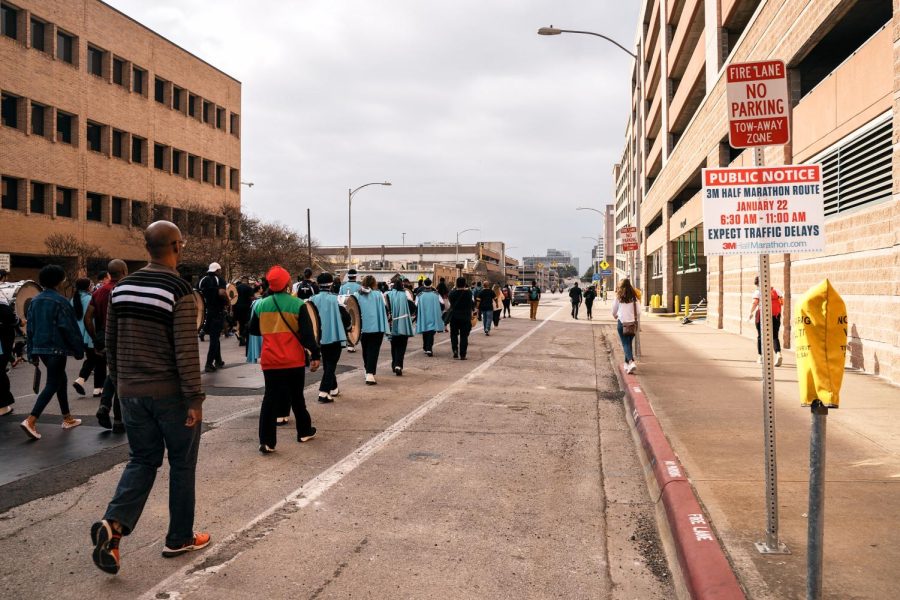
[537,26,637,59]
[348,182,392,269]
[455,228,480,265]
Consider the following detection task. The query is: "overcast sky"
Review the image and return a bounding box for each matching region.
[108,0,640,273]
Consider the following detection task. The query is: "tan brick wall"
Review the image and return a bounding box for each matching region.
[0,0,241,265]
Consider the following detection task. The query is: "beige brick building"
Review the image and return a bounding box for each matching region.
[612,0,899,383]
[1,0,241,277]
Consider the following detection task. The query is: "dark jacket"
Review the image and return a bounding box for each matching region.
[447,288,474,320]
[26,289,85,359]
[0,299,19,360]
[569,287,583,303]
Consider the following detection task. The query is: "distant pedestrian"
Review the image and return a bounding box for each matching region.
[748,275,784,367]
[234,276,254,346]
[491,284,502,327]
[198,262,227,372]
[340,269,362,353]
[415,278,444,357]
[249,265,321,452]
[476,282,495,336]
[0,269,20,416]
[569,282,583,319]
[612,278,639,374]
[528,279,541,320]
[501,284,511,318]
[245,284,265,364]
[448,277,474,359]
[85,259,128,432]
[583,285,597,320]
[386,280,415,376]
[293,267,319,300]
[21,265,85,440]
[90,221,209,575]
[436,277,449,302]
[71,277,98,397]
[354,275,389,384]
[310,272,348,402]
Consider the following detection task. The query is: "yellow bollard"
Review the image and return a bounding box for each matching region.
[674,295,680,315]
[684,295,690,317]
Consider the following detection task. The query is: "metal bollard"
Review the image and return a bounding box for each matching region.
[684,295,690,317]
[674,295,680,314]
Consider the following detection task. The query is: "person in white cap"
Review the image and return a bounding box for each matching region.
[198,262,227,372]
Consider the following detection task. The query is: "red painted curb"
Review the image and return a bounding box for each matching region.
[620,365,746,600]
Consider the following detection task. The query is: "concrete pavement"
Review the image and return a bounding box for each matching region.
[600,307,899,599]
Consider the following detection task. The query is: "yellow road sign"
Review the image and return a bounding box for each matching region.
[599,260,610,270]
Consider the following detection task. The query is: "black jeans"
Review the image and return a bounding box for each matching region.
[422,331,436,352]
[360,332,383,375]
[450,317,471,358]
[234,306,250,345]
[260,367,311,447]
[502,299,511,317]
[78,347,97,381]
[94,351,107,390]
[204,315,224,367]
[756,316,782,354]
[100,376,122,422]
[493,310,501,326]
[390,335,409,370]
[31,354,70,418]
[585,300,594,318]
[319,342,342,392]
[0,352,13,409]
[104,394,201,547]
[571,301,580,319]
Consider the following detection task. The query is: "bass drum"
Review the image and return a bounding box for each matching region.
[226,283,239,306]
[193,290,205,330]
[343,294,362,346]
[0,280,42,325]
[302,300,321,345]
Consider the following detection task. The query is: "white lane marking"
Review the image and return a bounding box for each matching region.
[141,305,564,600]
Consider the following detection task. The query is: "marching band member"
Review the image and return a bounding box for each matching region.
[309,272,348,402]
[415,278,444,357]
[386,279,415,376]
[339,269,362,352]
[353,275,388,385]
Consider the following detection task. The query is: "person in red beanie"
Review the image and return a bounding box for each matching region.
[248,265,321,453]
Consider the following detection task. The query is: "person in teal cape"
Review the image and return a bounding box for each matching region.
[386,280,416,376]
[354,275,389,384]
[310,272,349,402]
[415,278,444,357]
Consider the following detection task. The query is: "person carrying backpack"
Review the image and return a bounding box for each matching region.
[527,280,541,321]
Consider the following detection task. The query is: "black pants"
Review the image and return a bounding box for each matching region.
[94,351,107,390]
[502,299,511,317]
[450,317,471,358]
[234,306,250,345]
[571,301,580,319]
[319,342,342,392]
[390,335,409,370]
[422,331,436,352]
[31,355,70,418]
[205,316,223,367]
[78,347,97,381]
[756,316,782,354]
[100,377,122,422]
[0,352,13,409]
[360,332,383,375]
[260,367,311,448]
[585,300,594,318]
[492,309,501,326]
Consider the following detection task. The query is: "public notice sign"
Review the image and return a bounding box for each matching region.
[619,226,639,252]
[726,60,789,148]
[702,165,825,255]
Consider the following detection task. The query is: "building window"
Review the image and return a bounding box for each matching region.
[112,57,125,86]
[230,113,240,137]
[132,66,145,94]
[86,121,102,152]
[172,149,183,175]
[31,102,45,136]
[154,77,166,103]
[30,17,45,51]
[1,92,18,129]
[215,163,224,187]
[56,30,74,64]
[87,45,104,77]
[30,181,46,213]
[1,176,19,210]
[131,135,145,164]
[1,3,17,40]
[131,200,146,227]
[56,111,73,144]
[86,192,103,221]
[188,93,198,117]
[172,86,183,111]
[202,159,212,183]
[56,186,73,218]
[153,143,168,170]
[111,197,124,224]
[202,100,212,124]
[187,155,198,179]
[230,168,239,191]
[216,107,225,130]
[152,204,167,222]
[111,129,125,158]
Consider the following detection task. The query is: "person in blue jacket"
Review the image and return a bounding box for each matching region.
[22,264,86,440]
[415,279,444,357]
[310,272,350,402]
[354,275,389,385]
[339,269,362,353]
[386,279,415,376]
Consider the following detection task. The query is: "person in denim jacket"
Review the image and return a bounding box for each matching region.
[21,264,85,440]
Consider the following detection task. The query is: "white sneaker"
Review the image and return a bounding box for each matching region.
[628,361,637,374]
[93,388,102,397]
[62,417,82,430]
[365,373,377,385]
[775,352,783,367]
[0,405,12,416]
[623,362,631,374]
[72,377,86,396]
[330,388,340,397]
[347,346,356,353]
[20,419,41,439]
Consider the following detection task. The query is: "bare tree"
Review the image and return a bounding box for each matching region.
[44,234,109,290]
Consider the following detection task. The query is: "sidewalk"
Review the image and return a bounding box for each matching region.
[604,310,899,599]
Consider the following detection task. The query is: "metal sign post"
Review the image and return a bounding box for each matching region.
[807,400,828,599]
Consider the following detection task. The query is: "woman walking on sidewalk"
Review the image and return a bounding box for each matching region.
[386,279,415,376]
[748,275,784,367]
[71,277,98,397]
[584,285,597,320]
[22,265,86,439]
[354,275,389,384]
[612,278,639,375]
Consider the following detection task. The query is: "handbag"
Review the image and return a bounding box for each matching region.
[621,300,638,335]
[442,291,464,325]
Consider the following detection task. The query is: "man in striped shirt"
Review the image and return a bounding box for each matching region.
[90,220,210,575]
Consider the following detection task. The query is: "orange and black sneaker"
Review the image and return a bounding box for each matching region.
[162,532,211,558]
[90,520,121,574]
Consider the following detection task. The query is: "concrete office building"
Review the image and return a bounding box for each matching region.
[1,0,241,277]
[615,0,899,382]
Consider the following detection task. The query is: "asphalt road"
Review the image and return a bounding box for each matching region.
[0,296,672,599]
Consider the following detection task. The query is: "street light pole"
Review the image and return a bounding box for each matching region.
[455,228,479,266]
[348,181,391,269]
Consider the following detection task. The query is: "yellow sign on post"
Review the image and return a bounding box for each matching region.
[793,279,847,408]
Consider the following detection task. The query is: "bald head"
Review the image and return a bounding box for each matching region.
[108,259,128,280]
[144,220,184,261]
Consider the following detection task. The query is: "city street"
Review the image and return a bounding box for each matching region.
[0,296,673,599]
